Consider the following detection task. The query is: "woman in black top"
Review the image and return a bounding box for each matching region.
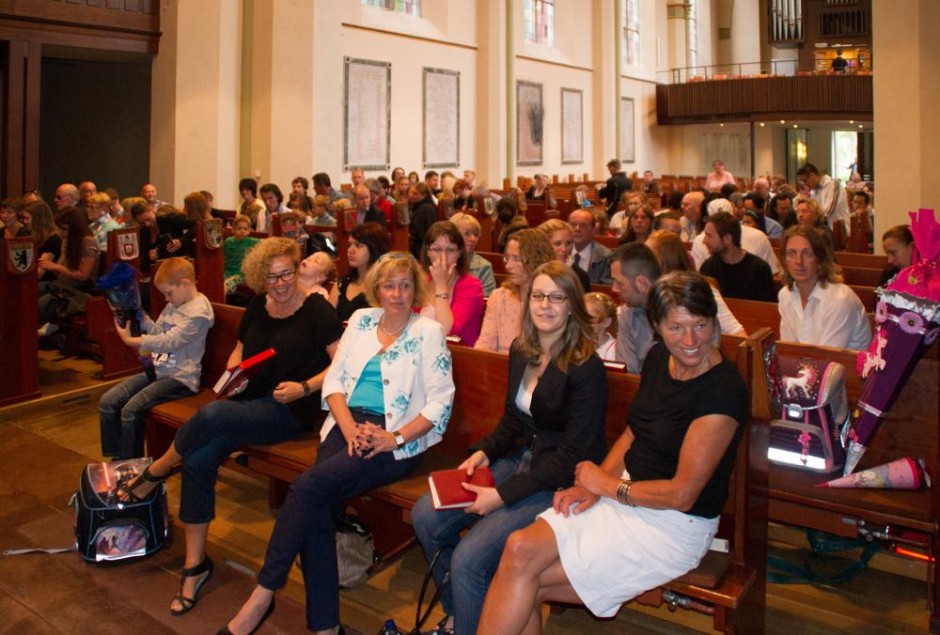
[25,201,61,281]
[119,237,342,618]
[329,221,389,322]
[479,271,747,634]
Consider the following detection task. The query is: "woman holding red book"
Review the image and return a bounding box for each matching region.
[411,261,607,635]
[118,237,342,618]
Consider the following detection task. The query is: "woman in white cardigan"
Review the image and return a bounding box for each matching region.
[220,252,456,635]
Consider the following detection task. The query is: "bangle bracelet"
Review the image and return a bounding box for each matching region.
[617,479,635,506]
[301,381,311,397]
[435,292,449,299]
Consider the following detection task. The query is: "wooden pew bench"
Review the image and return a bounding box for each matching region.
[144,309,769,632]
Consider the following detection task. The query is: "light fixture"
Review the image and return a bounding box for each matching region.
[849,120,855,124]
[759,122,765,127]
[859,124,864,129]
[792,124,798,129]
[780,120,786,125]
[719,123,725,127]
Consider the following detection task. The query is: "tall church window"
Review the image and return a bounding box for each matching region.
[361,0,421,18]
[622,0,640,65]
[523,0,555,46]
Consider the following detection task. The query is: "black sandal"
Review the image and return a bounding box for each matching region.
[170,556,214,616]
[115,465,169,503]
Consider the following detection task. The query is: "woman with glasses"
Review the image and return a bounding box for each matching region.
[329,222,390,322]
[412,260,607,635]
[475,228,555,353]
[221,252,455,635]
[420,221,485,347]
[119,237,342,619]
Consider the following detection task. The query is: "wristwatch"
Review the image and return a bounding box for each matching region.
[435,292,450,299]
[393,431,406,449]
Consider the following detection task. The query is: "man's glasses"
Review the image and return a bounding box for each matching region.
[264,269,296,284]
[529,292,568,305]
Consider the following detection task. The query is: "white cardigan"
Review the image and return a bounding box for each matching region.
[320,308,455,460]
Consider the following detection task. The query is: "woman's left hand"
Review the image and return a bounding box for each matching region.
[462,484,503,516]
[356,422,397,459]
[273,381,305,404]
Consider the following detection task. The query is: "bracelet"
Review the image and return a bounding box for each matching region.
[301,380,311,397]
[616,479,635,506]
[435,292,450,299]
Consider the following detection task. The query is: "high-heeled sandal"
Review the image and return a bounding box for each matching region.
[170,556,214,616]
[216,597,276,634]
[115,465,170,503]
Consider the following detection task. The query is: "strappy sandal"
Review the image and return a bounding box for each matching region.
[170,556,214,616]
[115,465,169,503]
[420,616,455,635]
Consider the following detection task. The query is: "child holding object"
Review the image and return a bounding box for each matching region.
[99,257,214,459]
[223,214,260,293]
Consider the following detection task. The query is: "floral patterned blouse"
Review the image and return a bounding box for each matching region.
[319,308,456,459]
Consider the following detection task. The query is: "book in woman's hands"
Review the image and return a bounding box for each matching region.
[428,466,496,510]
[212,348,276,399]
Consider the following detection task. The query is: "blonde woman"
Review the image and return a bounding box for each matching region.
[584,291,618,361]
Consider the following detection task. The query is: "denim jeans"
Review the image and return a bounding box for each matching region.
[257,424,422,631]
[411,448,555,635]
[99,373,192,459]
[173,396,306,524]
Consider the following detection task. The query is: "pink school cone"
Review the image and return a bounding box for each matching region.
[818,457,927,489]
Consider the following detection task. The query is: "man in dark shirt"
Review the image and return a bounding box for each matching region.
[700,211,777,302]
[595,158,632,219]
[408,182,438,259]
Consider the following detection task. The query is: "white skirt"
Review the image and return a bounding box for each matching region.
[539,492,718,618]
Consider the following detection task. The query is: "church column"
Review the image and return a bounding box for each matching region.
[872,0,940,238]
[475,0,510,187]
[150,0,242,207]
[592,0,618,171]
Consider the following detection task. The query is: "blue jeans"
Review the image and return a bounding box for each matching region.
[411,448,555,635]
[99,373,192,459]
[257,424,422,631]
[173,396,307,524]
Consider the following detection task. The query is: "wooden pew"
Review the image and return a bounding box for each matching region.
[2,236,40,405]
[192,219,225,304]
[143,316,770,632]
[751,338,939,629]
[837,251,888,270]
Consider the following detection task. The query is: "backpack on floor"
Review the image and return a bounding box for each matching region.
[767,355,850,473]
[71,458,170,563]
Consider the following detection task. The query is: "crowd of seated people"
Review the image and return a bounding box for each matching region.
[8,159,917,634]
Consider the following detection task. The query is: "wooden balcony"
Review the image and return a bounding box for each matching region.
[656,74,872,125]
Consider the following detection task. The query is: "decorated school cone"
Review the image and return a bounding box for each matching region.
[818,457,929,489]
[844,208,940,475]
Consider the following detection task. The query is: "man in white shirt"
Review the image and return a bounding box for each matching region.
[797,163,850,234]
[777,226,871,351]
[567,209,611,284]
[690,199,782,275]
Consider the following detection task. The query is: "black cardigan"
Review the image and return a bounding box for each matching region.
[471,347,608,506]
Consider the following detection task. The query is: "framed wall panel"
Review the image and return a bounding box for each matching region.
[619,96,635,163]
[344,57,391,171]
[517,80,543,166]
[561,88,583,164]
[423,67,459,169]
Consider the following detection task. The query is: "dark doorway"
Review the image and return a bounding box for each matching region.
[40,54,151,201]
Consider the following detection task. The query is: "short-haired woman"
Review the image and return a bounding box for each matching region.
[478,271,748,634]
[421,220,485,346]
[220,252,455,635]
[413,261,607,635]
[778,226,872,350]
[475,228,555,353]
[451,212,496,296]
[118,237,342,618]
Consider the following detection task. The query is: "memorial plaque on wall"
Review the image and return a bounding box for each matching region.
[344,57,391,171]
[561,88,583,164]
[619,97,635,164]
[423,67,459,169]
[517,80,543,166]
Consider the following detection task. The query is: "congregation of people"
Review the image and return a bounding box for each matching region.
[5,157,916,635]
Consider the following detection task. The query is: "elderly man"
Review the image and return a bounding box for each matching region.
[797,163,850,233]
[567,208,612,285]
[79,181,97,206]
[679,190,705,241]
[350,184,387,228]
[53,183,80,211]
[610,243,661,373]
[141,183,165,214]
[349,167,366,194]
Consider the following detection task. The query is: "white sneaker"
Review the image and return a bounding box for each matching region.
[38,323,59,337]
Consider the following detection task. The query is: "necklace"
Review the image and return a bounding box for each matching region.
[380,313,411,336]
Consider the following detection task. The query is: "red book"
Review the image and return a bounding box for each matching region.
[212,347,276,399]
[428,466,496,510]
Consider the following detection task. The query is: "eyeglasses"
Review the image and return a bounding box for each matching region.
[502,254,523,264]
[530,292,568,305]
[428,246,460,255]
[264,269,296,284]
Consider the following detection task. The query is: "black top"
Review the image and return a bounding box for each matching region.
[598,171,633,218]
[471,348,608,506]
[237,293,343,424]
[409,195,438,259]
[38,234,62,282]
[138,214,191,272]
[525,186,550,203]
[700,252,777,302]
[335,275,370,323]
[625,343,746,518]
[879,265,900,288]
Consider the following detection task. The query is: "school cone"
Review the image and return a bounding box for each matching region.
[818,457,929,489]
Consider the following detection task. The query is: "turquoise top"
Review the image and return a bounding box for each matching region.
[347,353,384,413]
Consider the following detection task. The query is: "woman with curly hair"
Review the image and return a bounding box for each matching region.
[118,237,342,619]
[475,228,555,353]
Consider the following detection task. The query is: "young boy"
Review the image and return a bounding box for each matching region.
[297,251,334,301]
[223,214,260,293]
[99,258,215,459]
